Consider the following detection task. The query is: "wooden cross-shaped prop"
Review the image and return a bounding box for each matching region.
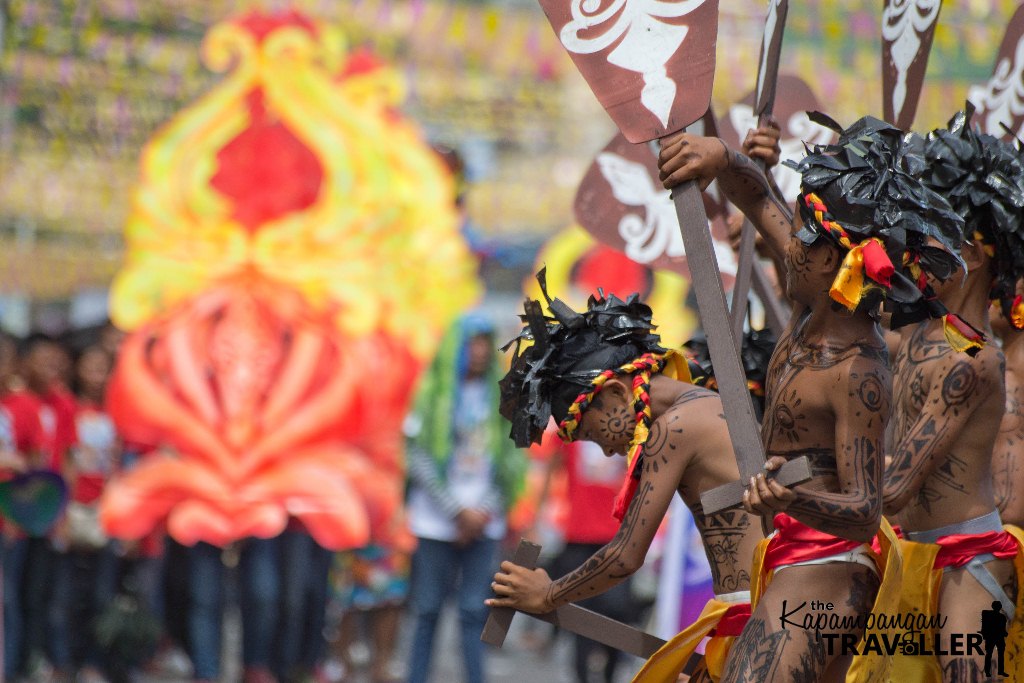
[531,0,810,517]
[535,0,809,515]
[482,541,672,662]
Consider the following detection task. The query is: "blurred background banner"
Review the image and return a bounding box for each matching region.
[0,0,1019,321]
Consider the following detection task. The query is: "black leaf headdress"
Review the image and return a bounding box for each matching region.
[499,270,693,521]
[498,268,667,448]
[784,114,985,354]
[924,103,1024,330]
[684,328,776,420]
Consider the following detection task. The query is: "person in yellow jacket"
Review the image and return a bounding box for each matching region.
[883,105,1024,681]
[487,279,763,682]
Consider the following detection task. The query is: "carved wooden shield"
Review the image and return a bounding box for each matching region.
[718,74,837,204]
[968,4,1024,141]
[573,128,734,285]
[881,0,943,130]
[537,0,720,142]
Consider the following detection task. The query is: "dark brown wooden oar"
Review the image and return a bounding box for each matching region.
[968,3,1024,140]
[730,0,790,342]
[881,0,943,129]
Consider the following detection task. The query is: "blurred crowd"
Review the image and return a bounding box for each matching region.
[0,314,649,683]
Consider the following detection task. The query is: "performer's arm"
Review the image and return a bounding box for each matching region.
[883,352,1002,515]
[487,417,687,613]
[658,134,793,265]
[747,356,889,542]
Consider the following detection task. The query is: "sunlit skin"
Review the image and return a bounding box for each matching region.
[656,131,889,681]
[883,237,1016,679]
[991,294,1024,527]
[487,375,764,630]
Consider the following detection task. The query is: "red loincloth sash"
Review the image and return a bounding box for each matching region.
[933,530,1019,569]
[762,513,865,571]
[709,602,752,637]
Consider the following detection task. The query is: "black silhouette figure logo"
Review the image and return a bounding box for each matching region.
[981,600,1009,678]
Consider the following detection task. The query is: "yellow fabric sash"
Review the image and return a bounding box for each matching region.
[890,524,1024,681]
[630,598,738,683]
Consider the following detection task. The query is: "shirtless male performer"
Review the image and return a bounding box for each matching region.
[993,296,1024,528]
[656,114,967,682]
[882,107,1024,681]
[488,283,764,682]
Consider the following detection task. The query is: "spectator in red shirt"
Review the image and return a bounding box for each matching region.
[544,439,645,683]
[0,331,41,680]
[64,345,121,682]
[17,333,78,679]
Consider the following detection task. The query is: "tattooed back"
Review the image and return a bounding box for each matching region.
[888,322,1006,531]
[994,331,1024,526]
[648,380,764,595]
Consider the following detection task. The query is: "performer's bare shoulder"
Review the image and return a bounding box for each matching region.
[993,309,1024,526]
[885,321,1005,528]
[651,381,762,594]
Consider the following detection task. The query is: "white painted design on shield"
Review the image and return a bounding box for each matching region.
[755,0,783,108]
[968,32,1024,139]
[560,0,707,126]
[728,104,833,203]
[596,152,737,274]
[881,0,941,122]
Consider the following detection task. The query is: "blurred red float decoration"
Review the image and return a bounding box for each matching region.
[101,11,480,550]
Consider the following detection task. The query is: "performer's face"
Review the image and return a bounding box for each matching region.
[574,380,636,457]
[785,213,840,306]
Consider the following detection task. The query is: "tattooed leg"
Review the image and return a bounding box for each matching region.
[687,658,714,683]
[937,558,1016,678]
[722,563,878,683]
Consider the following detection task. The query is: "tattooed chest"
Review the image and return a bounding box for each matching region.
[762,364,832,449]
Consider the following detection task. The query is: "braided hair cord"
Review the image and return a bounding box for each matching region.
[801,193,894,311]
[555,351,682,521]
[802,192,986,355]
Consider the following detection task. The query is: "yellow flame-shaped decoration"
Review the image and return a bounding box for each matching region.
[110,14,480,360]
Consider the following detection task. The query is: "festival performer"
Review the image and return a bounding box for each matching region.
[994,297,1024,528]
[882,107,1024,681]
[657,114,968,681]
[489,283,764,683]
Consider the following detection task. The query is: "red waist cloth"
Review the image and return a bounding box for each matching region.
[763,513,864,571]
[933,531,1018,569]
[709,603,752,637]
[879,524,1018,568]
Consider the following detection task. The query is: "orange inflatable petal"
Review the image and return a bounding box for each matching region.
[100,458,229,540]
